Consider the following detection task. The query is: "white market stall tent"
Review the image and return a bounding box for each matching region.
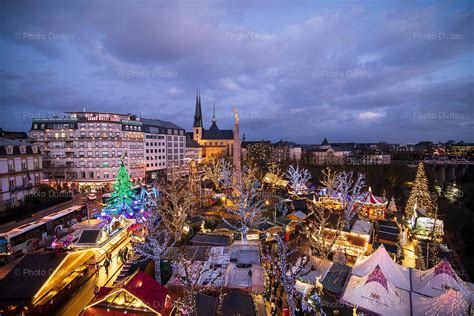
[341,265,411,316]
[351,244,411,290]
[411,258,471,299]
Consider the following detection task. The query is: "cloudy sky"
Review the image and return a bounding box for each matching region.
[1,0,473,144]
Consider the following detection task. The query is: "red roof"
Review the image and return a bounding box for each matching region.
[362,187,385,205]
[85,271,174,315]
[365,265,388,291]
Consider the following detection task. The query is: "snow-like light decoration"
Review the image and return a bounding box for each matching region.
[414,289,470,316]
[264,232,324,316]
[285,165,311,195]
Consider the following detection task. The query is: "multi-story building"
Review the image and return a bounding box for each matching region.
[0,138,42,211]
[272,140,302,162]
[141,118,186,182]
[29,112,144,191]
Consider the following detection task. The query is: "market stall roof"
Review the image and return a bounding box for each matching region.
[411,259,471,299]
[190,234,232,247]
[84,271,173,316]
[352,245,411,290]
[372,242,397,255]
[341,265,411,316]
[221,291,256,316]
[294,256,332,284]
[196,293,218,316]
[321,262,351,295]
[287,210,307,222]
[0,253,67,305]
[411,289,470,316]
[76,229,101,245]
[350,220,372,235]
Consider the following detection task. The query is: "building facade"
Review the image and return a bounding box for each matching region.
[29,112,145,191]
[141,118,186,182]
[0,138,42,211]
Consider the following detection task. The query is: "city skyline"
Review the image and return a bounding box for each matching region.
[1,1,473,143]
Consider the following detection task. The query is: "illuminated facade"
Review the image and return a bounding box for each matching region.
[29,112,145,189]
[192,91,235,161]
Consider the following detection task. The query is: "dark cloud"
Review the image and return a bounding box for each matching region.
[0,0,472,143]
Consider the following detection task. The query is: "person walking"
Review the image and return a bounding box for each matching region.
[95,262,100,276]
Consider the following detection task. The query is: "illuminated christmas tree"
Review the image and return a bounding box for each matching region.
[405,162,433,217]
[101,157,144,220]
[110,158,134,205]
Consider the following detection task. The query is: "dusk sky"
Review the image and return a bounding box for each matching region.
[1,0,473,144]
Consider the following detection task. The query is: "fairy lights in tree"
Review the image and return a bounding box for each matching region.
[158,175,196,242]
[405,162,434,217]
[222,175,264,242]
[202,157,233,191]
[333,171,366,229]
[264,232,323,316]
[285,164,311,195]
[304,203,343,259]
[134,210,174,284]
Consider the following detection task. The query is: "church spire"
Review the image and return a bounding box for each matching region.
[212,101,216,123]
[193,89,203,128]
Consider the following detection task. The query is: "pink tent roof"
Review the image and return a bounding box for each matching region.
[364,265,388,291]
[411,258,471,299]
[361,187,386,205]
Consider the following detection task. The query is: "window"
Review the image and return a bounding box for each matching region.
[103,162,109,168]
[9,178,15,188]
[6,146,13,154]
[21,161,27,170]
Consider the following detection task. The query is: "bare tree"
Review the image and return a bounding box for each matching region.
[222,176,264,242]
[304,204,343,259]
[332,171,366,229]
[134,211,174,284]
[171,248,222,314]
[265,232,322,316]
[202,157,232,191]
[158,176,196,242]
[285,165,311,195]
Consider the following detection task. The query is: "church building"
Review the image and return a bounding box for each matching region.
[192,91,235,161]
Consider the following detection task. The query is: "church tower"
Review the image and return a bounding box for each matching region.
[193,90,203,143]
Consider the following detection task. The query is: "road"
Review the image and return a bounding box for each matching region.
[0,193,104,234]
[53,236,132,316]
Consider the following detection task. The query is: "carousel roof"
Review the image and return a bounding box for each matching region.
[360,187,386,205]
[411,258,471,299]
[342,265,411,316]
[412,289,470,316]
[352,245,411,290]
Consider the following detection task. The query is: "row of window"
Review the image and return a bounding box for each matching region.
[146,156,165,160]
[8,174,41,189]
[4,145,38,155]
[146,149,165,153]
[6,160,40,172]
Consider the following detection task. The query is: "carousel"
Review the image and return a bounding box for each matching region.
[358,187,387,221]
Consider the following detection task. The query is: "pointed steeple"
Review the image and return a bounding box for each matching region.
[212,101,216,123]
[193,89,203,128]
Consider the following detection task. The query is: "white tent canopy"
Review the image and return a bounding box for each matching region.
[412,289,470,316]
[352,245,411,290]
[411,258,471,299]
[342,265,411,316]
